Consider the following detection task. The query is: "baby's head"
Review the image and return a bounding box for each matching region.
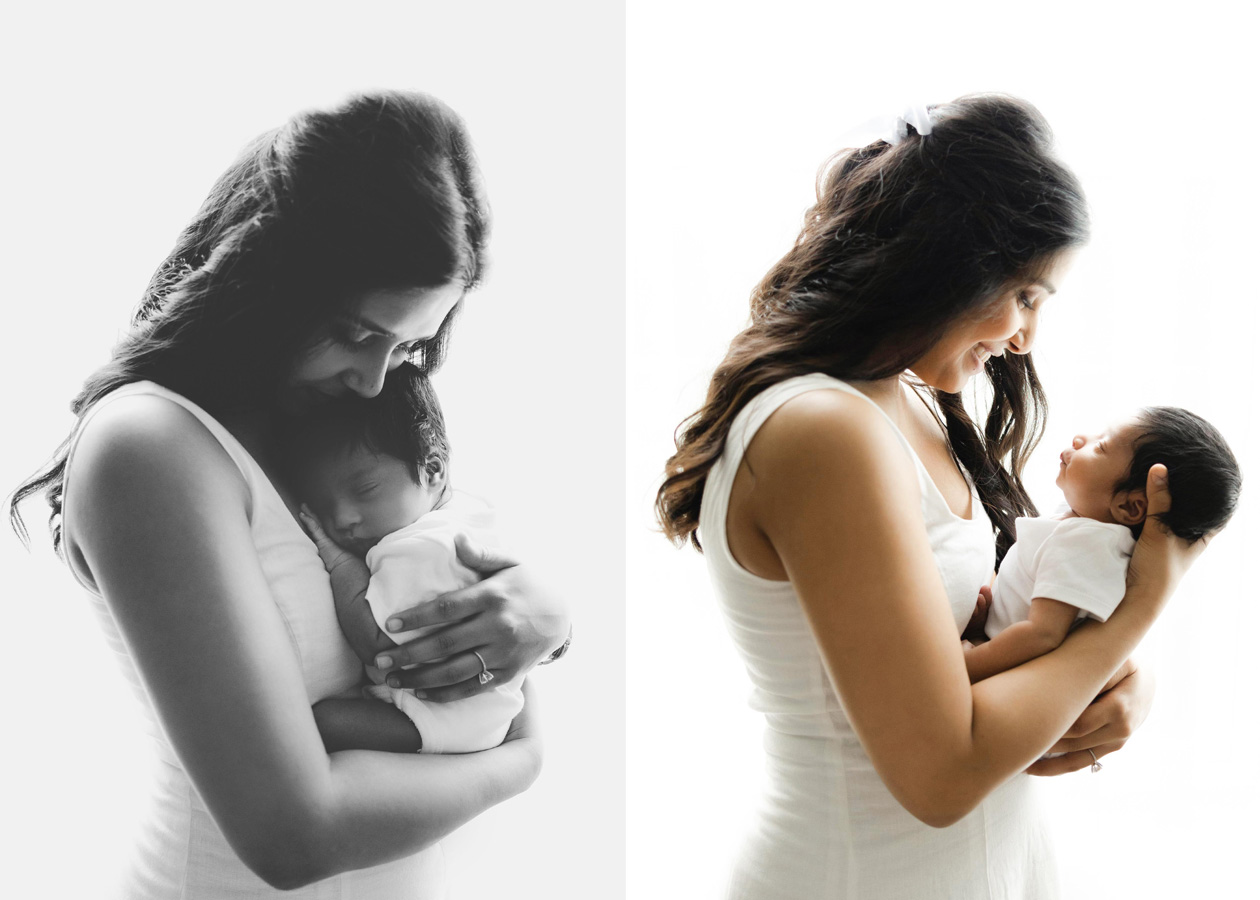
[1056,406,1241,541]
[287,363,451,555]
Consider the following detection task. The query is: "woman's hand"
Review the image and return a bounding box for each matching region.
[1125,464,1212,598]
[961,584,992,645]
[376,535,570,702]
[1028,465,1213,776]
[1026,656,1155,775]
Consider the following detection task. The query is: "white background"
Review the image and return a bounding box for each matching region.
[628,3,1256,899]
[0,3,624,898]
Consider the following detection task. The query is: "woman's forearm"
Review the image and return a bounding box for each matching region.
[923,582,1167,825]
[295,738,542,883]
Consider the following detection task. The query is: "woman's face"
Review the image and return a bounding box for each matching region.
[282,282,464,413]
[910,250,1077,394]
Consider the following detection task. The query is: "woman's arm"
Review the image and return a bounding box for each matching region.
[744,391,1200,827]
[68,396,541,888]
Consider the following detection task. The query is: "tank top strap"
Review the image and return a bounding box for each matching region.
[727,373,923,467]
[701,373,932,581]
[62,381,264,592]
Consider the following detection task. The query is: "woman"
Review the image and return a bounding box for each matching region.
[10,90,569,896]
[656,95,1207,898]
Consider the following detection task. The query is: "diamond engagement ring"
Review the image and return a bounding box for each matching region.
[473,650,495,685]
[1087,749,1102,774]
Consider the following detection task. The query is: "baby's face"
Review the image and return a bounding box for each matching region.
[1055,418,1141,522]
[302,443,443,555]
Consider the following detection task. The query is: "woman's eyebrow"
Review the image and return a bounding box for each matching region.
[340,314,399,339]
[1032,278,1057,295]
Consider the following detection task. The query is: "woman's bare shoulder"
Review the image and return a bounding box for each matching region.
[67,393,249,546]
[744,387,914,482]
[72,392,241,479]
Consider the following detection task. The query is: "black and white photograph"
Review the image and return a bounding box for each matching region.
[2,3,624,898]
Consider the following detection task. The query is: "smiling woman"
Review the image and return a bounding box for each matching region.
[652,94,1209,899]
[286,283,467,411]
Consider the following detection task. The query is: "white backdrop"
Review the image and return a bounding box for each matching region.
[627,3,1256,899]
[0,3,624,898]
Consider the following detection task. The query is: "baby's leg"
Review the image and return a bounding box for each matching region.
[365,680,525,754]
[312,697,423,753]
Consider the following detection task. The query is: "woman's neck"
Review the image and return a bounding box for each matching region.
[848,373,913,430]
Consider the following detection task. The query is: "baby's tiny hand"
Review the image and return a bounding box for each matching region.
[298,505,354,571]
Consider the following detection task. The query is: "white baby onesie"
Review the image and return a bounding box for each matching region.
[986,514,1137,641]
[362,490,525,753]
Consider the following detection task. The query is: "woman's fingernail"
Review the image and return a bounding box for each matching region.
[386,618,402,632]
[376,655,393,669]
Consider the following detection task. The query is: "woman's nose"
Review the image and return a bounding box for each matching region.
[1007,313,1038,355]
[343,352,392,399]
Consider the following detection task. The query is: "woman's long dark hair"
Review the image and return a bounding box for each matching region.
[11,89,489,550]
[656,95,1089,565]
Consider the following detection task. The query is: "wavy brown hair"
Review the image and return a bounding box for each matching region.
[656,95,1089,565]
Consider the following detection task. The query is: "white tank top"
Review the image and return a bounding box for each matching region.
[699,373,1058,899]
[62,381,445,899]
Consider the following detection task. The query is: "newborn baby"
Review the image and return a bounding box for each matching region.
[964,406,1240,685]
[288,363,524,753]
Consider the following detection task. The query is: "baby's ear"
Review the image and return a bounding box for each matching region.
[1111,489,1147,526]
[422,452,447,487]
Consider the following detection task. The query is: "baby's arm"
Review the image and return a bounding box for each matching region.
[964,597,1080,683]
[298,507,394,664]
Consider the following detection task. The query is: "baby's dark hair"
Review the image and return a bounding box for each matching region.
[1114,406,1241,541]
[286,363,449,484]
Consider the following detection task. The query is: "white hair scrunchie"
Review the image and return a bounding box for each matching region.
[893,104,934,144]
[839,103,935,149]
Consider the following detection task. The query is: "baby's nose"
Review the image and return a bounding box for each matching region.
[332,503,361,530]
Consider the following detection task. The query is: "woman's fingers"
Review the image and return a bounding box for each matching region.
[387,651,486,693]
[377,618,489,669]
[453,533,520,575]
[961,585,992,644]
[384,585,498,634]
[390,657,502,701]
[1143,463,1172,520]
[1025,741,1125,776]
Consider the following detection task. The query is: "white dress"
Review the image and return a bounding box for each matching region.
[62,381,446,899]
[699,374,1058,899]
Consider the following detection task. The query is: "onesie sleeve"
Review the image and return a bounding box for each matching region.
[1029,520,1135,622]
[367,533,476,645]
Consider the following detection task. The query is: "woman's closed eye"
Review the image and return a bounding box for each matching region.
[355,483,380,497]
[330,321,375,348]
[1017,290,1036,311]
